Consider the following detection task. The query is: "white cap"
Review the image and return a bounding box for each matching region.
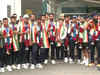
[60,14,64,17]
[23,14,29,18]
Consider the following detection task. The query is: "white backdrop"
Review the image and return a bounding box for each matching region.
[0,0,7,20]
[0,0,21,20]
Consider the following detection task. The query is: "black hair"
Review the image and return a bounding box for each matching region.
[58,18,64,21]
[3,18,8,21]
[10,16,16,19]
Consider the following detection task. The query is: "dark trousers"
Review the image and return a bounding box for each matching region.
[4,48,13,66]
[31,43,38,65]
[64,46,69,58]
[5,54,12,66]
[12,51,21,65]
[89,41,100,64]
[20,42,30,64]
[18,42,25,64]
[96,41,100,64]
[89,41,95,63]
[69,40,75,60]
[0,48,5,67]
[20,42,25,64]
[51,44,56,60]
[56,46,64,59]
[39,48,49,63]
[77,44,82,60]
[23,50,30,64]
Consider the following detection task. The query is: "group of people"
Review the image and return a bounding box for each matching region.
[0,13,100,73]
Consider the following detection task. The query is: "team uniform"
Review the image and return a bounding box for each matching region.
[2,24,13,71]
[69,20,79,63]
[0,14,100,72]
[0,24,5,72]
[39,21,50,64]
[79,21,89,66]
[30,21,39,69]
[19,20,31,69]
[64,20,71,63]
[9,23,20,69]
[47,20,56,64]
[90,16,100,67]
[56,20,67,60]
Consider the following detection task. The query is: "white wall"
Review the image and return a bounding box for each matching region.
[0,0,7,20]
[8,0,21,18]
[15,0,21,17]
[0,0,21,20]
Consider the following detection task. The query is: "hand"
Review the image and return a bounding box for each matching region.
[6,51,10,55]
[29,41,32,46]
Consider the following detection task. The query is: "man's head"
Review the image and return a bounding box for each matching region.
[30,13,36,21]
[20,16,23,21]
[23,14,29,24]
[72,16,77,23]
[37,18,41,23]
[49,13,54,21]
[41,15,46,21]
[3,18,8,26]
[58,18,64,25]
[45,13,49,20]
[65,16,70,22]
[93,13,98,20]
[12,14,17,20]
[80,17,85,23]
[10,16,16,24]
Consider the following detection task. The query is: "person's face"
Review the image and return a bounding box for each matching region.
[65,17,70,22]
[72,18,77,23]
[59,20,63,25]
[93,15,98,19]
[20,16,23,21]
[80,18,85,23]
[77,16,81,21]
[86,18,90,22]
[10,18,16,23]
[98,16,100,22]
[41,16,46,21]
[24,18,29,23]
[3,20,8,26]
[49,14,54,20]
[30,15,35,21]
[37,19,41,23]
[45,14,49,19]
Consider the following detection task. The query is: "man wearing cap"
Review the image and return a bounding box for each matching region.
[19,14,31,69]
[64,16,71,63]
[69,16,79,64]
